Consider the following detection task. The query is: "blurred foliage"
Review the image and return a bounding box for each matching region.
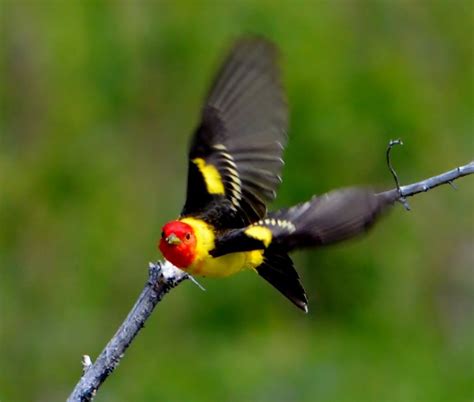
[1,1,473,401]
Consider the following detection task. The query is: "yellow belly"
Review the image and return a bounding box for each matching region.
[187,250,264,277]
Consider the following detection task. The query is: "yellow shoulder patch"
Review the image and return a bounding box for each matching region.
[244,226,272,247]
[192,158,225,195]
[247,250,264,269]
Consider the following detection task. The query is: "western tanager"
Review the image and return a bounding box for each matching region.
[159,38,395,312]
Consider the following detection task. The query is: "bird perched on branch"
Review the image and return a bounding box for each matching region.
[159,38,395,312]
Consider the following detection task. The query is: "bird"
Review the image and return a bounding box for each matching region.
[158,37,396,312]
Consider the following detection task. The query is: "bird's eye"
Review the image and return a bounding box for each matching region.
[185,233,191,240]
[161,231,165,238]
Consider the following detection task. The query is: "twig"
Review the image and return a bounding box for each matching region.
[67,161,473,402]
[386,139,411,210]
[67,261,188,402]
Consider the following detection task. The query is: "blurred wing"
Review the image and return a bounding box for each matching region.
[269,188,396,250]
[211,188,396,256]
[181,38,288,227]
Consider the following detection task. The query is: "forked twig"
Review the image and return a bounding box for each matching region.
[386,139,410,210]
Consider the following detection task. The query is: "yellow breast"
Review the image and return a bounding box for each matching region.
[180,217,264,277]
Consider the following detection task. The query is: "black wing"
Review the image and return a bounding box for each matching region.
[269,188,396,250]
[181,38,288,228]
[211,188,396,256]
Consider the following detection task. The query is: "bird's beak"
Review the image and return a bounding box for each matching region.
[165,233,181,245]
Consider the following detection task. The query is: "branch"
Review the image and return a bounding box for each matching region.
[378,161,474,204]
[66,160,473,402]
[67,261,188,402]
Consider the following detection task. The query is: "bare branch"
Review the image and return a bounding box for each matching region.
[66,161,473,402]
[67,261,188,402]
[378,161,474,203]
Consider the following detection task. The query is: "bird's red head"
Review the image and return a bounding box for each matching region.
[159,221,197,269]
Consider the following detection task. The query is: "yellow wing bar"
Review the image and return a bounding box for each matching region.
[192,158,225,195]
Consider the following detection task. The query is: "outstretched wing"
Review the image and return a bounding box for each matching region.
[211,188,396,256]
[181,38,288,228]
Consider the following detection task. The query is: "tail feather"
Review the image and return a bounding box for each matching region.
[256,250,308,312]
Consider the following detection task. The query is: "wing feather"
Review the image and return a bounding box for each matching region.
[181,38,288,227]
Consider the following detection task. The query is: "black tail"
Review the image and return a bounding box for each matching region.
[256,249,308,312]
[268,187,396,251]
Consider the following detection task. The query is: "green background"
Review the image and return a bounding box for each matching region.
[1,1,473,401]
